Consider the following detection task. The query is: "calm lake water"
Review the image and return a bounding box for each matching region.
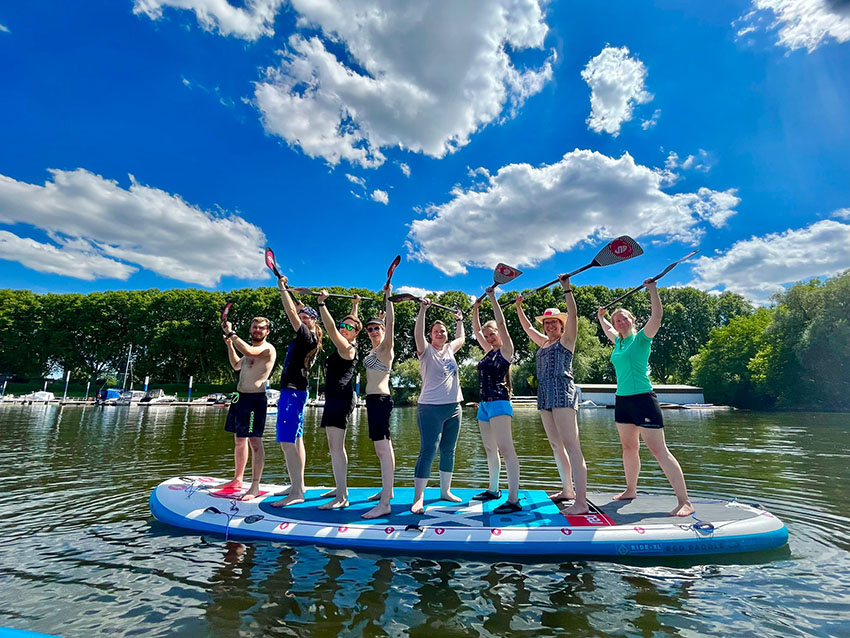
[0,404,848,637]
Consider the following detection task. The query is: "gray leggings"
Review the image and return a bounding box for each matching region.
[414,403,462,479]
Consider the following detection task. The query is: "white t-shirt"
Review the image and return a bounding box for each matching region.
[418,343,463,405]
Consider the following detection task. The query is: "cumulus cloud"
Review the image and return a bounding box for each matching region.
[665,149,714,173]
[641,109,661,130]
[0,169,267,286]
[133,0,284,40]
[399,163,411,178]
[371,189,389,205]
[689,220,850,303]
[832,207,850,220]
[254,0,554,168]
[581,46,652,137]
[407,149,739,275]
[735,0,850,52]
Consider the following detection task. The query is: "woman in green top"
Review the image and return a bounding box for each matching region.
[597,279,693,517]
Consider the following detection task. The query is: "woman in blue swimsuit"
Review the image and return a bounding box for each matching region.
[516,274,588,515]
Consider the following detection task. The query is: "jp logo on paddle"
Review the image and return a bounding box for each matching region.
[609,239,634,258]
[497,264,518,278]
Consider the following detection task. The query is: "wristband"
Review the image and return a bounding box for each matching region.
[318,303,326,307]
[563,288,573,294]
[228,331,237,338]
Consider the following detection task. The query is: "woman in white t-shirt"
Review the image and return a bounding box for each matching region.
[411,298,465,515]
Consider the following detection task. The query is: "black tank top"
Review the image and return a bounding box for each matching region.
[324,350,356,398]
[478,349,510,402]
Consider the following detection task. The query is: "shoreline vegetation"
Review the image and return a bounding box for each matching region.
[1,270,847,411]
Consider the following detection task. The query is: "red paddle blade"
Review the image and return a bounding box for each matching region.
[493,263,523,285]
[220,302,232,323]
[264,246,281,278]
[385,255,401,285]
[593,236,643,266]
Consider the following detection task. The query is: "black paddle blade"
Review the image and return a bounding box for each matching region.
[388,293,419,303]
[592,236,643,267]
[264,246,281,278]
[220,302,232,323]
[386,255,401,284]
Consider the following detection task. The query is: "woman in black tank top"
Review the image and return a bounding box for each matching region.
[316,289,362,511]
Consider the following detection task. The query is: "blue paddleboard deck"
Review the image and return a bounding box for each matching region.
[150,477,789,558]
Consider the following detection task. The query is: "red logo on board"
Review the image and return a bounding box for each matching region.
[338,526,348,533]
[634,526,645,534]
[497,265,516,277]
[560,528,572,535]
[491,528,502,536]
[168,485,186,491]
[435,528,445,535]
[278,522,290,530]
[610,239,633,258]
[384,527,395,534]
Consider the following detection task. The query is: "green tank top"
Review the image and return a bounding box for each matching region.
[610,329,653,396]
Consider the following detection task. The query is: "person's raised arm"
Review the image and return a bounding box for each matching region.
[515,294,548,347]
[350,293,361,319]
[222,332,242,371]
[449,309,466,354]
[377,284,395,358]
[489,287,514,360]
[471,296,490,352]
[317,290,356,359]
[221,319,269,358]
[559,275,578,351]
[278,275,303,332]
[597,308,618,344]
[642,279,663,338]
[414,298,429,356]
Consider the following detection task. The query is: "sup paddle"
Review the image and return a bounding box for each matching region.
[475,263,523,304]
[289,287,365,301]
[500,235,643,307]
[383,255,402,306]
[601,249,700,311]
[220,302,232,324]
[264,246,282,279]
[388,293,458,313]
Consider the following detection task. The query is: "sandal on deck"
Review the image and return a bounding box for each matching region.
[472,490,501,502]
[493,501,522,514]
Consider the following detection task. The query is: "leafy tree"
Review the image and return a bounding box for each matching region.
[691,309,774,408]
[0,289,47,378]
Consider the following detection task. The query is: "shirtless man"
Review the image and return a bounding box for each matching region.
[220,316,277,500]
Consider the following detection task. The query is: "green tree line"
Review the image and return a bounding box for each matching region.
[2,273,845,409]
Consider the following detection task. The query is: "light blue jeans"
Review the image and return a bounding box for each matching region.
[414,402,461,479]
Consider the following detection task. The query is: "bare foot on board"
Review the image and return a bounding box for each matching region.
[549,490,576,503]
[441,491,462,503]
[669,502,695,517]
[270,493,305,507]
[362,503,392,519]
[368,489,394,501]
[612,490,637,501]
[564,501,590,515]
[218,478,243,489]
[318,497,349,510]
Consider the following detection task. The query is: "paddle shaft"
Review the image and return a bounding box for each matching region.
[601,250,700,310]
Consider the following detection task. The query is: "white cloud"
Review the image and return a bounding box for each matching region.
[133,0,284,40]
[581,46,652,137]
[407,149,739,275]
[0,169,268,286]
[666,149,714,173]
[641,109,661,130]
[688,220,850,303]
[399,163,411,178]
[371,189,389,205]
[832,207,850,220]
[0,23,10,33]
[735,0,850,52]
[346,173,366,189]
[254,0,554,168]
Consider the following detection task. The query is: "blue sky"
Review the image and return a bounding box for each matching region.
[1,0,848,304]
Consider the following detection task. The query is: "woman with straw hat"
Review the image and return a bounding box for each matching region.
[515,274,588,515]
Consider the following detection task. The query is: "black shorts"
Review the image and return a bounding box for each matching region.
[366,394,393,441]
[320,395,356,430]
[224,392,268,438]
[614,392,664,428]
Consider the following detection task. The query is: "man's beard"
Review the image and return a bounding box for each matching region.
[251,335,266,346]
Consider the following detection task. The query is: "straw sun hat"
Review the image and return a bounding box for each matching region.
[535,308,568,326]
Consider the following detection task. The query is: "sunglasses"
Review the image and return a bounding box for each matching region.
[339,322,357,331]
[366,325,383,333]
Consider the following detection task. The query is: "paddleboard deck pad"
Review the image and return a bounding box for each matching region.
[150,476,788,558]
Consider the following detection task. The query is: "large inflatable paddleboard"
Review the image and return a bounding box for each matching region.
[150,476,788,558]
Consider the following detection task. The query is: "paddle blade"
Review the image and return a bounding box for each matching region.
[388,293,420,303]
[592,236,643,267]
[264,246,281,278]
[386,255,401,285]
[493,263,523,285]
[220,302,232,324]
